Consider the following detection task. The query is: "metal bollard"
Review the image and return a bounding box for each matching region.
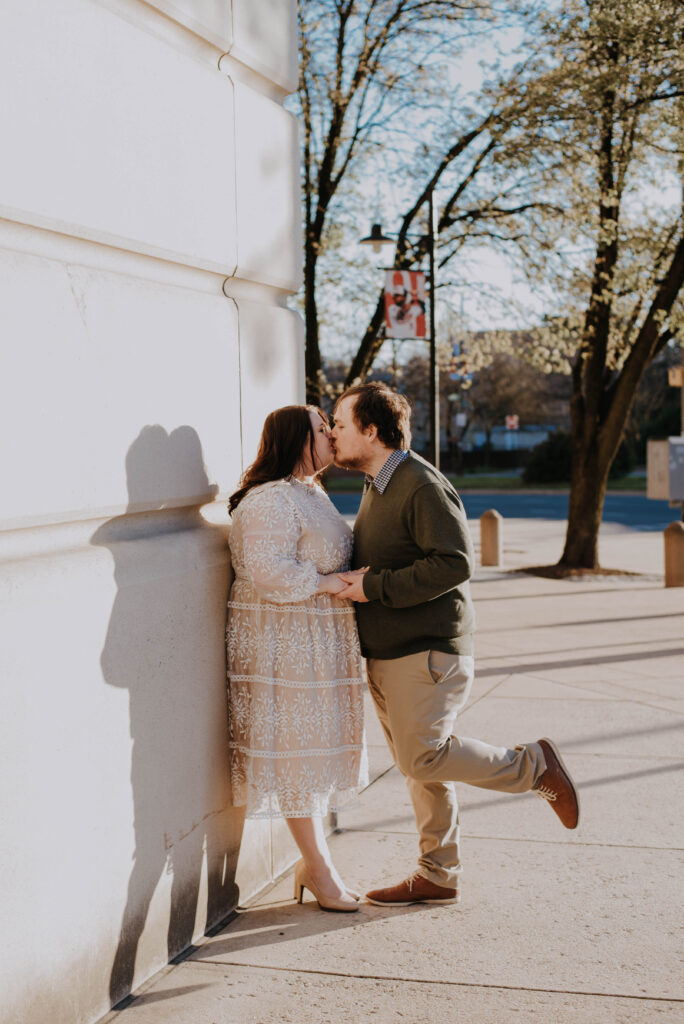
[664,521,684,587]
[480,508,503,566]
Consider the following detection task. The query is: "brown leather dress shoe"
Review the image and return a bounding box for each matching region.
[366,871,460,907]
[534,737,580,829]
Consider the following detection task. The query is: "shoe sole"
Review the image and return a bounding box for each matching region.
[540,735,581,828]
[365,894,461,907]
[316,902,360,913]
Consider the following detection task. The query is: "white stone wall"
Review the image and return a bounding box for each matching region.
[0,2,303,1021]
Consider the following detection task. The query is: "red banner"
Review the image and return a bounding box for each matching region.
[384,270,427,339]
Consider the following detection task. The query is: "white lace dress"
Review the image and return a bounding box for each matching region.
[226,477,368,819]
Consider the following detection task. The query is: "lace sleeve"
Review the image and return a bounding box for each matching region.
[237,483,319,603]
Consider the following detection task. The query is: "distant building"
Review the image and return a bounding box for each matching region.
[467,424,556,452]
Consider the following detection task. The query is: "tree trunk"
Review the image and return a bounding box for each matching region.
[558,83,619,571]
[304,230,322,406]
[559,434,609,569]
[559,358,631,569]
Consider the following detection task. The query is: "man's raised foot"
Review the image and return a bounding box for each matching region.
[533,737,580,829]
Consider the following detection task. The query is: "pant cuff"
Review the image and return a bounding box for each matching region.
[418,863,462,889]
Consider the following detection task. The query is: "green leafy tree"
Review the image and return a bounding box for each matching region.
[297,0,684,574]
[516,0,684,569]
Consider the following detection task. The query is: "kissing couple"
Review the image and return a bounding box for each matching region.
[226,382,579,911]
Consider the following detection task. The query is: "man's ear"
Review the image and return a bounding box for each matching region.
[365,423,378,443]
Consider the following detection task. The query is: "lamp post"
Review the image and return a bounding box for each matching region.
[360,189,440,468]
[426,187,439,470]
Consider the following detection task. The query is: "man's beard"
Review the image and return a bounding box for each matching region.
[333,452,364,471]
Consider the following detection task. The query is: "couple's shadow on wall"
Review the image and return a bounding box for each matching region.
[91,426,245,1009]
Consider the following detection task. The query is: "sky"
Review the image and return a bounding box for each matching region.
[308,16,552,362]
[297,3,682,367]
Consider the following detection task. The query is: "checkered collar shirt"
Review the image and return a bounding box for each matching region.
[365,448,410,494]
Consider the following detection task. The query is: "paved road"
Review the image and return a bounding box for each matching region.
[330,490,680,531]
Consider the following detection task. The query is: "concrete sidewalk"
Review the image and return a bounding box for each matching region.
[104,519,684,1024]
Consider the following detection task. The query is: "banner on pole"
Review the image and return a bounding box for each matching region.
[384,270,427,339]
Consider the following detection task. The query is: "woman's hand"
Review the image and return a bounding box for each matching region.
[317,573,347,596]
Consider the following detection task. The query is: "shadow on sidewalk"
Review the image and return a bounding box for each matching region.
[476,646,684,678]
[340,759,684,834]
[188,898,430,962]
[114,899,440,1013]
[473,585,665,602]
[447,758,684,819]
[477,610,684,631]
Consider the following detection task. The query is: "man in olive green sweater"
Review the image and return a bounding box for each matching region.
[333,382,579,906]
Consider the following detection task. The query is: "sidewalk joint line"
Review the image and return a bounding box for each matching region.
[336,828,682,851]
[189,960,684,1004]
[463,674,512,711]
[358,764,396,794]
[478,637,684,658]
[549,752,682,760]
[484,694,684,716]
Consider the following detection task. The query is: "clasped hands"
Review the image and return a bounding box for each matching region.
[319,566,370,602]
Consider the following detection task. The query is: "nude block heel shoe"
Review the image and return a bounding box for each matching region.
[293,862,359,913]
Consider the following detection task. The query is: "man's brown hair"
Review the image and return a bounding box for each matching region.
[337,382,412,450]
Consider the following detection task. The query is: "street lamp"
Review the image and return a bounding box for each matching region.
[359,188,439,468]
[359,223,395,257]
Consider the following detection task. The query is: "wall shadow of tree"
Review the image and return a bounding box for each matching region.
[91,425,244,1009]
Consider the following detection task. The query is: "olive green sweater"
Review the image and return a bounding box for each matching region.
[353,451,475,660]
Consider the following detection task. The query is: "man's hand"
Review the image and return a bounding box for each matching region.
[336,571,370,603]
[318,567,369,597]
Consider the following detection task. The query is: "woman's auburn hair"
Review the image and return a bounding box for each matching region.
[228,404,328,513]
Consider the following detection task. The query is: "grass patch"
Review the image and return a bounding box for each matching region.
[452,475,646,492]
[605,476,646,492]
[447,474,529,490]
[323,470,646,493]
[324,473,365,492]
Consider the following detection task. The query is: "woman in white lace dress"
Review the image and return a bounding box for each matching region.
[227,405,367,912]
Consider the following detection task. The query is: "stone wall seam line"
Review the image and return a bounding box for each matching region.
[94,0,229,62]
[230,291,245,480]
[0,219,297,302]
[0,502,232,559]
[0,204,238,281]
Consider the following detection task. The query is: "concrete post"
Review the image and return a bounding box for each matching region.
[664,521,684,587]
[480,508,503,566]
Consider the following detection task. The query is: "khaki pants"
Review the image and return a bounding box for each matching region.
[366,649,545,888]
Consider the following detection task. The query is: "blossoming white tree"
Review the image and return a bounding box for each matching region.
[298,0,684,571]
[517,0,684,569]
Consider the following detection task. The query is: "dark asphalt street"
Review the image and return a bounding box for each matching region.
[330,490,679,531]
